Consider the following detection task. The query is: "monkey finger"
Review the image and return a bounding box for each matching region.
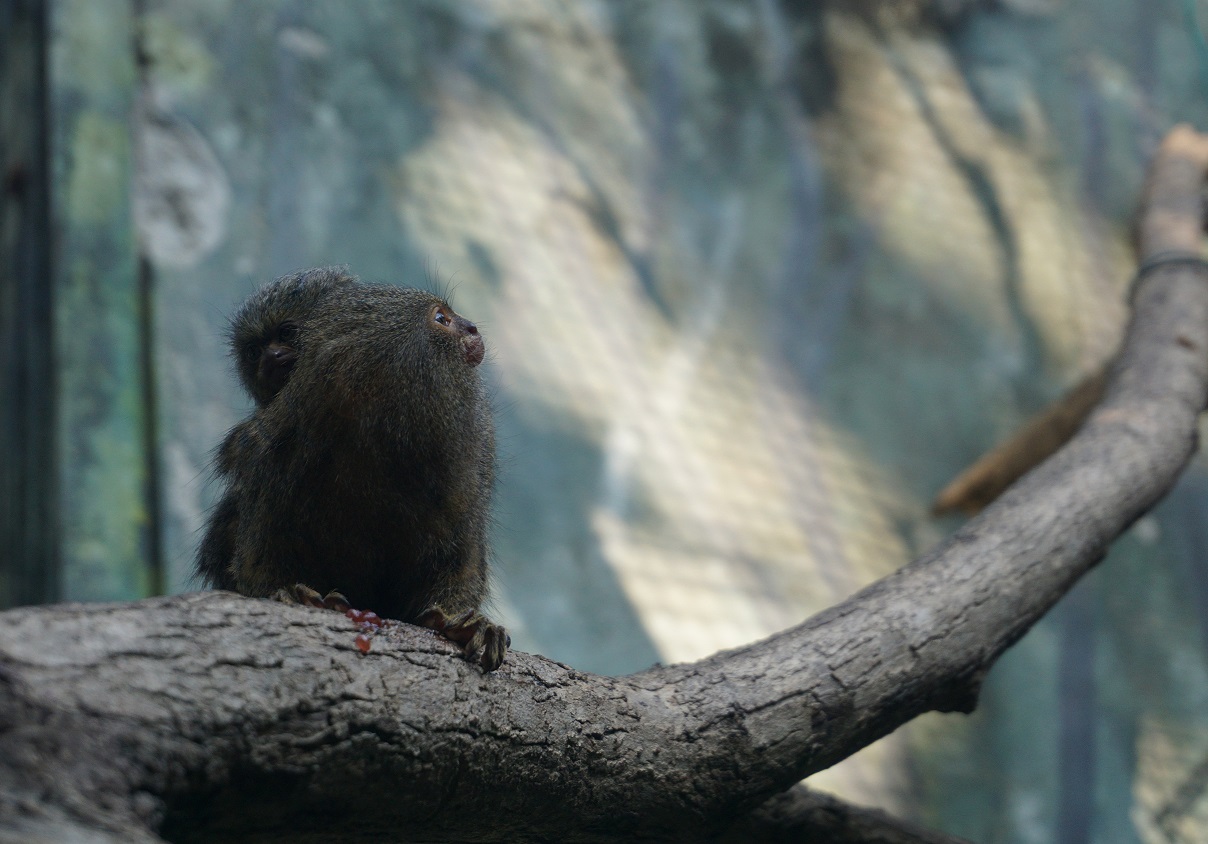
[445,609,479,630]
[443,612,484,646]
[293,583,327,608]
[416,605,451,631]
[463,626,487,661]
[420,607,481,644]
[270,584,317,606]
[320,590,351,612]
[479,624,509,672]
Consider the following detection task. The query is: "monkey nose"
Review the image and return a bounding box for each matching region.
[463,334,485,366]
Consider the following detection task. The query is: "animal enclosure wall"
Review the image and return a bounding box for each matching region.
[6,1,1208,841]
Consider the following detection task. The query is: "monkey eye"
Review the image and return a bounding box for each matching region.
[433,307,452,327]
[242,343,259,362]
[277,322,299,343]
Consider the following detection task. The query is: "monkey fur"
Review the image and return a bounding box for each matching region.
[197,267,508,670]
[196,269,355,591]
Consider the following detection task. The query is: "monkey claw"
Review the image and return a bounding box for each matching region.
[272,583,352,613]
[418,606,511,672]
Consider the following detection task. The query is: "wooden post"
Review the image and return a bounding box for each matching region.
[0,0,57,607]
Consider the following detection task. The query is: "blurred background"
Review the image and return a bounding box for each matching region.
[5,0,1208,841]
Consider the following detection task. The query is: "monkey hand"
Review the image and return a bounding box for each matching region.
[418,606,510,672]
[272,583,352,613]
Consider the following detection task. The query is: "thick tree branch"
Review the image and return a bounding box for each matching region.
[3,126,1208,843]
[720,785,970,843]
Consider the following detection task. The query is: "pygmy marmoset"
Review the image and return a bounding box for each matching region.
[196,267,508,670]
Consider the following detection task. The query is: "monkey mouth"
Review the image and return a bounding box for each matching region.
[462,335,485,366]
[260,353,297,395]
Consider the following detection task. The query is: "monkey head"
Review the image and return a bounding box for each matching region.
[229,267,356,406]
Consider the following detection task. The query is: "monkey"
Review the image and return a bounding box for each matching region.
[197,267,509,671]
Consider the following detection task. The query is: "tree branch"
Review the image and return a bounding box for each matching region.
[721,785,970,843]
[3,126,1208,842]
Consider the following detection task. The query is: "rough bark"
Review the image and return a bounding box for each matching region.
[3,126,1208,843]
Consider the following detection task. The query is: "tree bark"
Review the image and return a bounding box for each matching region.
[4,126,1208,843]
